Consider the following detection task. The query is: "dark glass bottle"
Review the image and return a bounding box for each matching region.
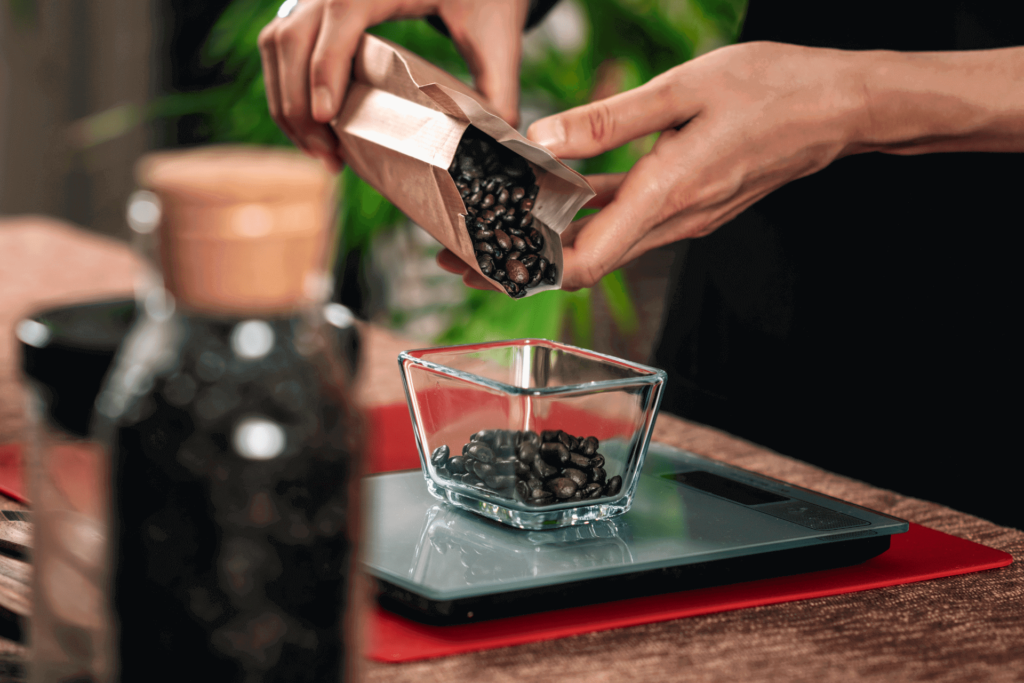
[93,147,360,682]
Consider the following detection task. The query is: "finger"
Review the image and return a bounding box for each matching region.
[441,1,527,127]
[274,3,339,158]
[463,270,495,291]
[437,248,473,276]
[309,1,370,123]
[527,69,701,159]
[582,173,626,209]
[558,158,672,290]
[258,21,296,143]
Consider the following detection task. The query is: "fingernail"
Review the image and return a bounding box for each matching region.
[528,117,566,150]
[312,86,334,121]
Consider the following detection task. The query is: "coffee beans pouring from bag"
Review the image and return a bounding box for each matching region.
[448,126,558,298]
[431,429,623,505]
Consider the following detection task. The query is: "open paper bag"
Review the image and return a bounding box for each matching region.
[332,34,595,297]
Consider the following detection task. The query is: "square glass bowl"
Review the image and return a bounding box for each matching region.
[399,339,666,529]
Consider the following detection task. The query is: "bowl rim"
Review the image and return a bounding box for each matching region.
[398,337,666,397]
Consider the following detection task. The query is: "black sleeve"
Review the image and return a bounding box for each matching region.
[426,0,560,38]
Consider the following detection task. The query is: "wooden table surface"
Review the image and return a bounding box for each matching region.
[2,217,1022,682]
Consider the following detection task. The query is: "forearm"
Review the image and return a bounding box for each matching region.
[851,46,1024,155]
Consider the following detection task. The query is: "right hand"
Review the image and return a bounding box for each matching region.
[258,0,530,173]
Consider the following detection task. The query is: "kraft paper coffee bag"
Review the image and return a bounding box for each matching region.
[332,34,594,297]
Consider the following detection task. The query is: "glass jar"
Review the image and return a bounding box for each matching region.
[89,147,361,682]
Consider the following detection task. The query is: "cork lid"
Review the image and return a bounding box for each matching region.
[137,146,336,316]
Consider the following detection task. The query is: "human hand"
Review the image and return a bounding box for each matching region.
[259,0,530,173]
[502,41,870,291]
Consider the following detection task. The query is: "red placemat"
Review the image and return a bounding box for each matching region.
[365,521,1011,662]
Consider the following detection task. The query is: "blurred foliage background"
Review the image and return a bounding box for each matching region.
[157,0,747,348]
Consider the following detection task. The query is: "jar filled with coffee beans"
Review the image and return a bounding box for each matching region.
[448,126,557,298]
[90,148,362,683]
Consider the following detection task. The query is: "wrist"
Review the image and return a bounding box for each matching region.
[848,47,1024,155]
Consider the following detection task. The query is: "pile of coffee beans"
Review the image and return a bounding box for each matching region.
[448,126,557,298]
[431,429,623,506]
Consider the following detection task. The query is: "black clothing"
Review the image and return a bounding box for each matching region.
[654,1,1024,529]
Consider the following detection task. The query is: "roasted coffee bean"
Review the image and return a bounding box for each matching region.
[527,184,539,199]
[466,191,482,206]
[581,436,599,456]
[511,187,525,203]
[515,460,531,478]
[557,431,574,450]
[480,193,495,209]
[522,430,542,450]
[494,456,517,477]
[494,229,512,251]
[569,453,591,469]
[447,456,468,475]
[515,480,530,499]
[466,442,495,463]
[490,174,508,188]
[544,263,558,285]
[506,259,530,285]
[590,466,607,485]
[531,234,546,254]
[528,490,554,505]
[501,213,517,225]
[519,198,534,213]
[532,457,558,480]
[546,477,578,499]
[511,235,528,252]
[470,179,481,195]
[583,483,604,499]
[474,462,495,481]
[493,269,506,282]
[506,251,523,263]
[493,204,507,218]
[474,229,494,241]
[605,475,622,496]
[489,474,517,491]
[528,268,544,288]
[541,430,561,443]
[496,188,509,206]
[477,254,495,276]
[521,254,539,270]
[519,214,534,229]
[541,441,571,465]
[481,209,496,223]
[476,241,495,255]
[563,468,588,488]
[462,473,484,487]
[431,445,450,467]
[517,442,538,464]
[503,281,520,296]
[589,454,605,469]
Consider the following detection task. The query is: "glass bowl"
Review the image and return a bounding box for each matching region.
[399,339,666,529]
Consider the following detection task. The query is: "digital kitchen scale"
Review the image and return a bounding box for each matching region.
[363,442,909,624]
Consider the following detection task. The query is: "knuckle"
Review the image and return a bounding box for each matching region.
[577,262,603,290]
[583,102,615,147]
[257,25,277,51]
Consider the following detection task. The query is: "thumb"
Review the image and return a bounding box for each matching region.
[527,72,700,159]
